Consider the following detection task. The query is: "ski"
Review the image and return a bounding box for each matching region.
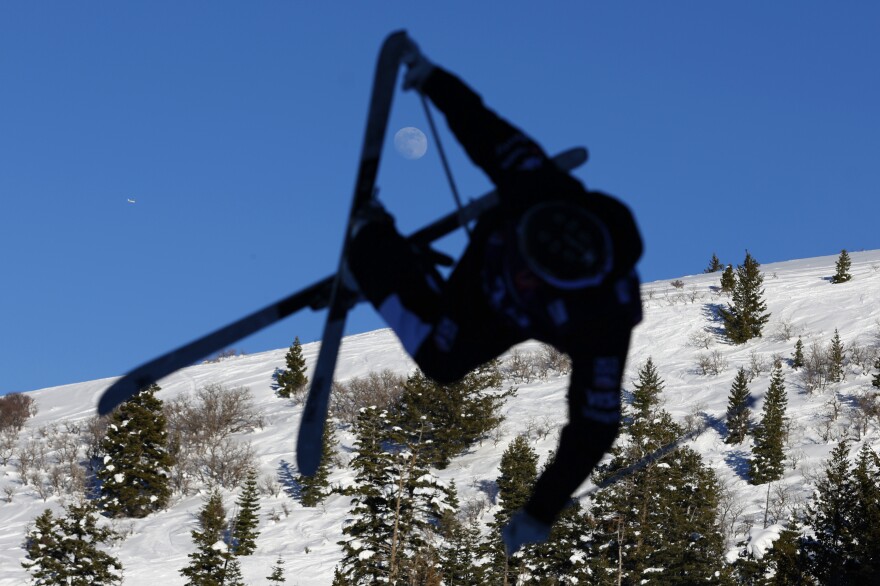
[575,394,758,500]
[296,31,409,476]
[95,147,586,417]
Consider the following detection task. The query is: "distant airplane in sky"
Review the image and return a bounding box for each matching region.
[127,198,136,204]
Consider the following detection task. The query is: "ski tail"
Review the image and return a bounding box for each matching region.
[296,31,409,477]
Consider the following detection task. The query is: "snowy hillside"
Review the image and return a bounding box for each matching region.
[2,250,879,584]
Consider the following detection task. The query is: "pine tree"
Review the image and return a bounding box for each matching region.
[631,357,663,420]
[720,264,736,294]
[22,502,123,585]
[484,435,539,584]
[805,440,858,583]
[267,557,286,583]
[221,558,246,586]
[230,467,260,556]
[521,467,592,585]
[750,366,788,484]
[298,420,336,507]
[705,252,723,273]
[760,521,811,585]
[436,481,484,585]
[828,329,846,383]
[98,383,172,518]
[873,356,880,389]
[276,337,308,400]
[792,337,805,370]
[392,360,513,469]
[725,367,752,444]
[720,251,771,344]
[831,249,853,284]
[588,362,730,584]
[336,407,448,584]
[180,489,236,586]
[849,444,880,582]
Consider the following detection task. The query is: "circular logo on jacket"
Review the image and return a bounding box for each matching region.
[516,202,613,289]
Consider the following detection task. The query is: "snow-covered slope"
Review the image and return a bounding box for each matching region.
[2,250,879,584]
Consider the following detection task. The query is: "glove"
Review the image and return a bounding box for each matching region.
[501,509,552,556]
[401,36,435,92]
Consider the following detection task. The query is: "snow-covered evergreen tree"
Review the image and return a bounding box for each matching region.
[267,557,286,583]
[98,383,172,518]
[180,489,238,586]
[391,360,513,469]
[335,406,448,584]
[22,501,123,585]
[750,366,788,485]
[588,358,730,584]
[792,337,805,370]
[804,440,858,583]
[720,264,736,294]
[720,251,770,344]
[831,249,853,284]
[704,252,723,273]
[275,337,308,400]
[846,444,880,582]
[230,467,260,556]
[436,480,485,585]
[484,435,538,584]
[725,367,752,444]
[828,328,846,383]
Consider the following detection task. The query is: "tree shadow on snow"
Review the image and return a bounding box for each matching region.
[701,303,727,340]
[278,459,302,500]
[477,479,499,505]
[724,449,752,482]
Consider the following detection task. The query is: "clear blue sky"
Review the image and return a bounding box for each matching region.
[2,2,878,394]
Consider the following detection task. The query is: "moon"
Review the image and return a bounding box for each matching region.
[393,127,428,160]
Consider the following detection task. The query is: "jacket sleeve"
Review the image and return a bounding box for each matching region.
[422,68,553,189]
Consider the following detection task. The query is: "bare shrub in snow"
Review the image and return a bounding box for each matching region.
[523,415,557,441]
[747,350,769,381]
[688,329,715,349]
[82,415,109,461]
[203,348,247,363]
[718,479,747,544]
[0,428,18,466]
[331,369,406,425]
[848,339,879,374]
[853,389,880,436]
[683,402,708,434]
[772,317,798,342]
[261,473,283,498]
[765,482,801,527]
[193,436,255,488]
[505,348,540,383]
[540,343,571,376]
[165,384,261,445]
[164,384,262,492]
[799,341,830,393]
[670,279,685,289]
[0,393,37,433]
[697,350,727,376]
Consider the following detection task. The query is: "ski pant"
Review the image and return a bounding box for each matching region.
[349,222,634,526]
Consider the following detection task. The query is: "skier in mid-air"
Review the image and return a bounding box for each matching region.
[347,36,644,555]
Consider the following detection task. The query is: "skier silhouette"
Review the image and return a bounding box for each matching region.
[347,36,643,555]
